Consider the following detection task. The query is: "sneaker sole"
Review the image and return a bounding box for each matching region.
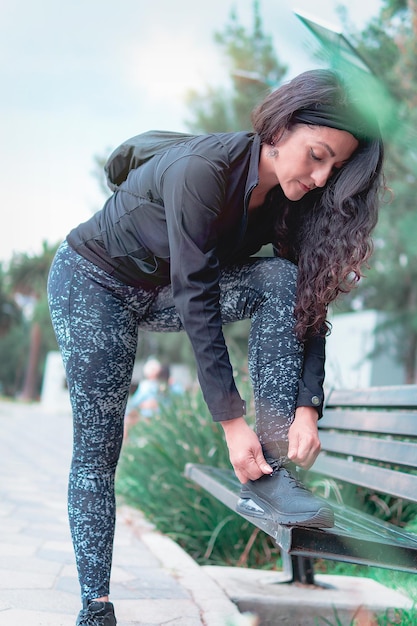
[236,497,334,529]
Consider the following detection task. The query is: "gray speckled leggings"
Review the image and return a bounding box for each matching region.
[47,241,302,602]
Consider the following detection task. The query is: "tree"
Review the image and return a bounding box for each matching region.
[339,0,417,382]
[185,0,287,133]
[0,265,25,396]
[0,264,21,337]
[7,242,59,400]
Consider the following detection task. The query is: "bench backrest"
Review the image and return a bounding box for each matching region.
[313,385,417,502]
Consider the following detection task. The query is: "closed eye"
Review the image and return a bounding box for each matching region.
[311,149,346,173]
[310,149,322,162]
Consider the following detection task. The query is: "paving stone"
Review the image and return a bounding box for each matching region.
[0,554,62,574]
[0,588,80,612]
[115,598,204,624]
[0,401,239,625]
[0,609,75,626]
[0,568,56,590]
[55,576,82,596]
[0,543,36,557]
[36,548,77,565]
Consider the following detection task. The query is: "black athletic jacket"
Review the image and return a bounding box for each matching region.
[67,131,325,421]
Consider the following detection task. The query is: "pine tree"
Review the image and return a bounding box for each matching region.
[184,0,287,133]
[340,0,417,382]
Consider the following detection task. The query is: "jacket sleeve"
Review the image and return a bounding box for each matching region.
[160,151,246,422]
[296,334,326,418]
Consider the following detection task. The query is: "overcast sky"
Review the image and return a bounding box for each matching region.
[0,0,382,263]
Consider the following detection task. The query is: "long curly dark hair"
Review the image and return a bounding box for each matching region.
[252,69,385,340]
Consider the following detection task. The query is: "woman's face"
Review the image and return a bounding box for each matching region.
[270,124,359,201]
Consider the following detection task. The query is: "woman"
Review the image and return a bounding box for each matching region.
[47,69,384,625]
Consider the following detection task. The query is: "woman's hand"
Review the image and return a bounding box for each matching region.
[287,406,321,469]
[220,417,272,484]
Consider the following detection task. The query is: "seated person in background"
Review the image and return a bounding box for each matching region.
[124,358,183,439]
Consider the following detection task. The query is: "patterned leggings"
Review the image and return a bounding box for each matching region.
[47,241,303,602]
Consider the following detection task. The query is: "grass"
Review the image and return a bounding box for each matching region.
[315,605,417,625]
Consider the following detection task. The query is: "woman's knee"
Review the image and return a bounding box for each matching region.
[219,257,298,323]
[249,257,298,300]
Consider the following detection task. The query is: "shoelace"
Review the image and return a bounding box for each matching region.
[266,458,281,474]
[280,466,311,492]
[78,611,104,626]
[266,458,311,492]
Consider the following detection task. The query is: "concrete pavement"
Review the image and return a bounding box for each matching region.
[0,400,250,626]
[0,399,413,626]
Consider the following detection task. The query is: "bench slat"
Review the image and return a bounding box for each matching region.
[327,385,417,408]
[318,432,417,468]
[185,463,417,572]
[320,409,417,436]
[311,455,417,501]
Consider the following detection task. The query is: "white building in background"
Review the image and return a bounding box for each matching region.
[325,309,405,390]
[40,351,72,413]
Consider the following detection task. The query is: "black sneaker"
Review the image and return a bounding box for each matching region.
[76,601,117,626]
[236,464,334,528]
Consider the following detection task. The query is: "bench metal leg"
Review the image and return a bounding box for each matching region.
[279,552,315,585]
[291,555,315,584]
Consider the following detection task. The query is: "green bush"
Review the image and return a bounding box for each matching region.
[116,386,281,568]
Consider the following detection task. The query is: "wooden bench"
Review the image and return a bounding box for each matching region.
[185,384,417,584]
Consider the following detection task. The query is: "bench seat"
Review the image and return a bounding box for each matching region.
[185,384,417,583]
[185,463,417,573]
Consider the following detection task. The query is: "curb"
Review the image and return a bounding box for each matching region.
[119,506,257,626]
